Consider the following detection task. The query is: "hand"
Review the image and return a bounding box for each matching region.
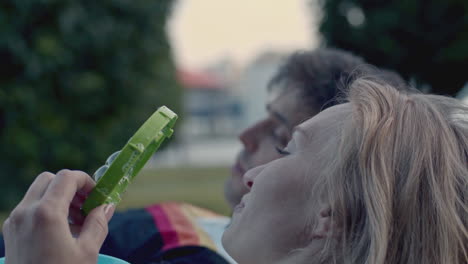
[2,169,115,264]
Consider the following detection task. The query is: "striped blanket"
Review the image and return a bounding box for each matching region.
[100,202,235,264]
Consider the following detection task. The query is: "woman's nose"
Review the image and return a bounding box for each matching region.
[243,165,266,189]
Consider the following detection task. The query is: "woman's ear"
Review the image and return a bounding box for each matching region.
[311,207,338,239]
[293,207,340,263]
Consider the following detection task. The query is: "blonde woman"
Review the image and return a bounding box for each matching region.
[3,78,468,264]
[223,78,468,264]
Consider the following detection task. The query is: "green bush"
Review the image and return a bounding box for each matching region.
[0,0,181,210]
[317,0,468,95]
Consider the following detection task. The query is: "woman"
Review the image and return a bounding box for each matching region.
[3,77,468,264]
[223,78,468,263]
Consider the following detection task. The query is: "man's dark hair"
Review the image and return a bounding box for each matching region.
[268,48,407,112]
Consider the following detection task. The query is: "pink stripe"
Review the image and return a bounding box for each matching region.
[145,205,180,250]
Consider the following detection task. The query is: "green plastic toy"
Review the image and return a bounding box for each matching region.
[82,106,177,215]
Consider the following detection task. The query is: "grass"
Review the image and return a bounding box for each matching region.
[118,167,232,215]
[0,212,7,227]
[0,167,232,226]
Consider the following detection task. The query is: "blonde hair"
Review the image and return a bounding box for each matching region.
[325,78,468,263]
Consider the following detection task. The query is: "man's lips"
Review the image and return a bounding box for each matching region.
[231,161,246,177]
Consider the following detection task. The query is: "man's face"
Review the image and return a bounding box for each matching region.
[224,86,315,209]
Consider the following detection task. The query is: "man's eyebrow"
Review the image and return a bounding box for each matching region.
[266,104,292,129]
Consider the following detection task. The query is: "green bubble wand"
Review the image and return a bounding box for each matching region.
[82,106,177,215]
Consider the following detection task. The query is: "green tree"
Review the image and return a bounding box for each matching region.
[316,0,468,95]
[0,0,182,210]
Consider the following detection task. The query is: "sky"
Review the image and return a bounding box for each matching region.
[167,0,319,69]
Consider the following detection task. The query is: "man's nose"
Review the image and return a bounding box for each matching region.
[239,125,259,153]
[239,120,269,153]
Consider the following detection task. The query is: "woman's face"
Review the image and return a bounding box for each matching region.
[222,104,349,263]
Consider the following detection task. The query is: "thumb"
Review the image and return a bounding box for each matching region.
[78,204,115,249]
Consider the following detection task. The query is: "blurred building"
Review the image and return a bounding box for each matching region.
[177,51,286,140]
[234,51,285,129]
[177,68,242,139]
[150,52,286,167]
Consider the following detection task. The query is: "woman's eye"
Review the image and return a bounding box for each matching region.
[275,146,291,156]
[272,130,290,147]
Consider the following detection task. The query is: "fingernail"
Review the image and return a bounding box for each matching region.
[103,204,115,221]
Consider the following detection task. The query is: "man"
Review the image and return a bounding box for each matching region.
[0,49,405,264]
[225,50,407,209]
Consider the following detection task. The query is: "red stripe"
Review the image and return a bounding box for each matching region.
[145,202,201,251]
[161,203,200,248]
[145,204,179,250]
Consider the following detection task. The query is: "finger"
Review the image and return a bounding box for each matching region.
[42,170,95,209]
[21,172,55,204]
[2,217,11,240]
[78,204,115,250]
[2,217,11,260]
